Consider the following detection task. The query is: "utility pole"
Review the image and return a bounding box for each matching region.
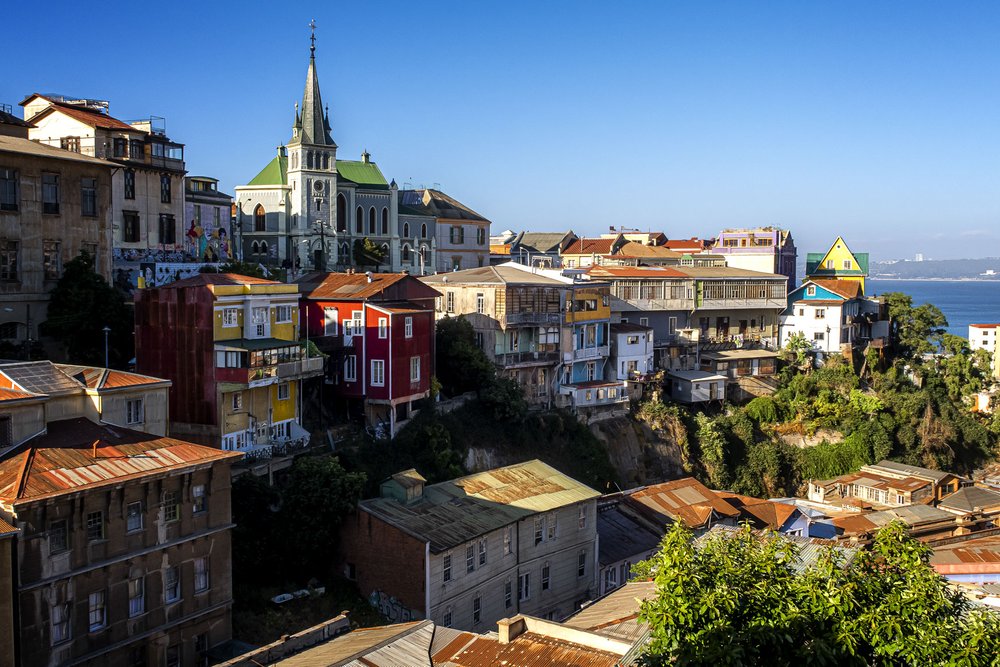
[103,326,111,368]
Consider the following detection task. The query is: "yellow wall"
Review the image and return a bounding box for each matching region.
[213,306,245,341]
[220,382,297,434]
[211,300,298,341]
[270,302,299,342]
[567,286,611,323]
[813,237,865,293]
[271,381,298,422]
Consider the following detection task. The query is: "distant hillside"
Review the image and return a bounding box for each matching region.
[870,258,1000,280]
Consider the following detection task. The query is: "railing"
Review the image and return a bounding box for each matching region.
[573,345,609,360]
[277,356,325,378]
[697,297,787,310]
[248,366,279,386]
[495,351,560,367]
[503,312,563,326]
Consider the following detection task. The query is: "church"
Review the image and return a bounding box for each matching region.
[234,27,478,275]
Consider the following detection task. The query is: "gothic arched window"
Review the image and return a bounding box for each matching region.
[322,153,329,170]
[355,206,363,234]
[368,207,376,235]
[380,207,389,235]
[420,223,427,239]
[336,194,347,232]
[306,151,313,170]
[401,244,411,262]
[251,241,260,255]
[403,222,410,238]
[260,241,269,259]
[254,204,266,232]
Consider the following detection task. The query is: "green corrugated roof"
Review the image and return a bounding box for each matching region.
[248,155,287,186]
[337,159,388,188]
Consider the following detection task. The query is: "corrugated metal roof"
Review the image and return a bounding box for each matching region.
[564,581,656,642]
[0,517,17,536]
[597,504,662,565]
[0,418,241,504]
[420,265,569,287]
[932,535,1000,569]
[274,620,432,666]
[1,361,85,395]
[624,477,740,530]
[864,460,955,483]
[939,486,1000,513]
[696,525,859,574]
[0,134,113,166]
[436,631,621,667]
[361,460,600,553]
[298,272,411,300]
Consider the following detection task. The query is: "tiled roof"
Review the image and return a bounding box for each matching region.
[298,271,409,300]
[158,272,282,288]
[563,238,617,256]
[27,98,139,131]
[0,418,241,504]
[625,477,740,530]
[0,109,32,128]
[360,460,600,553]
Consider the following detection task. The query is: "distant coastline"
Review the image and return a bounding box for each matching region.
[870,276,1000,283]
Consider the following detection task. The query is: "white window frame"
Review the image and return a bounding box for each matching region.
[275,304,293,323]
[578,505,587,529]
[518,573,530,601]
[125,398,144,425]
[277,382,290,400]
[476,293,485,314]
[88,590,106,631]
[231,392,243,411]
[128,576,145,618]
[378,317,388,339]
[222,307,238,327]
[504,526,513,555]
[410,356,421,382]
[371,359,385,387]
[345,355,357,382]
[405,316,413,338]
[443,554,452,582]
[478,537,487,566]
[324,307,339,336]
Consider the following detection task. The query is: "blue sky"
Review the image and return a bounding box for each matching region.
[5,1,1000,260]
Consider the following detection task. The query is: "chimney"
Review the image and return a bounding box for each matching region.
[365,271,373,283]
[497,617,526,644]
[361,149,370,164]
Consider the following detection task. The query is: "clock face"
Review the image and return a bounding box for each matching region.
[313,180,324,192]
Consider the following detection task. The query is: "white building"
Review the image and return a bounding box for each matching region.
[969,323,1000,377]
[779,279,887,360]
[607,322,654,380]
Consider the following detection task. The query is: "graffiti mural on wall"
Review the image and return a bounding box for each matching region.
[368,590,419,623]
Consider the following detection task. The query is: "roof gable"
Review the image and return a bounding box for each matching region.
[298,272,439,301]
[337,159,388,188]
[247,154,288,186]
[806,237,869,278]
[788,281,850,303]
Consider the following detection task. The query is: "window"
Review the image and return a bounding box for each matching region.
[42,241,61,280]
[443,554,452,582]
[157,173,171,203]
[815,309,825,318]
[370,359,385,386]
[355,206,364,233]
[806,285,816,296]
[518,573,530,601]
[42,172,59,213]
[113,138,128,157]
[409,356,421,382]
[449,226,464,244]
[843,259,852,270]
[578,550,586,577]
[254,204,266,232]
[129,139,144,159]
[195,634,209,667]
[605,567,618,591]
[381,207,389,235]
[504,580,513,609]
[403,222,410,238]
[87,510,105,541]
[231,391,243,412]
[627,335,639,345]
[75,177,97,217]
[443,606,452,627]
[476,293,485,314]
[129,576,145,617]
[49,520,68,554]
[546,516,557,541]
[163,490,179,523]
[0,240,16,282]
[477,227,486,245]
[578,505,587,529]
[192,485,206,514]
[151,142,165,158]
[504,526,513,555]
[158,213,176,245]
[164,566,180,603]
[275,305,292,323]
[345,355,357,382]
[126,398,143,425]
[446,292,455,313]
[123,168,136,199]
[194,557,210,593]
[324,307,338,336]
[368,207,376,234]
[478,537,487,566]
[166,646,180,667]
[222,308,238,327]
[542,562,550,591]
[814,332,825,341]
[277,382,290,400]
[404,316,413,338]
[51,603,70,644]
[127,502,144,532]
[534,517,544,546]
[421,223,428,238]
[123,210,140,243]
[378,317,388,339]
[472,593,482,624]
[0,168,16,211]
[466,544,476,573]
[88,591,106,631]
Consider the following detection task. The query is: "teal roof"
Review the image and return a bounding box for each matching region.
[337,159,388,189]
[805,252,869,277]
[247,155,288,186]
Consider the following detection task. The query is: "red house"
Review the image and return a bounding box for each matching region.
[298,272,439,435]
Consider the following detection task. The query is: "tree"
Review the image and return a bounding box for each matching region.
[434,316,495,396]
[636,521,1000,666]
[883,292,947,359]
[41,251,133,367]
[204,261,273,279]
[353,237,386,270]
[277,456,366,576]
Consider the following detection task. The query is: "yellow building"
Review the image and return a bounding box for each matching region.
[805,236,869,295]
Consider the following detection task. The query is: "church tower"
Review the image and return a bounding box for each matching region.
[287,20,338,270]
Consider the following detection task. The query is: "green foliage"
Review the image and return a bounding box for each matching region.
[205,261,273,279]
[41,251,133,367]
[434,316,496,396]
[744,396,780,424]
[883,291,948,358]
[352,237,387,268]
[781,330,813,366]
[480,376,528,422]
[694,413,731,489]
[637,521,1000,666]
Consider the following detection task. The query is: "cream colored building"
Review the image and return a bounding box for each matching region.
[0,361,170,453]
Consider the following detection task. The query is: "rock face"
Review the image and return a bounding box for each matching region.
[589,417,687,488]
[778,428,845,449]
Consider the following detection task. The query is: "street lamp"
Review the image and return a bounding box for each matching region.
[103,326,111,368]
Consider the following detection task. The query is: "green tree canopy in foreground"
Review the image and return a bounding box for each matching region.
[636,521,1000,666]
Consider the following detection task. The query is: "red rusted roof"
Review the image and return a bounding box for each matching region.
[563,238,618,255]
[159,272,282,288]
[0,387,40,402]
[435,631,621,666]
[298,271,410,300]
[0,418,241,504]
[932,534,1000,574]
[54,365,169,390]
[0,518,17,536]
[809,278,862,299]
[716,491,800,530]
[626,477,740,529]
[27,98,140,131]
[587,266,688,278]
[663,238,707,251]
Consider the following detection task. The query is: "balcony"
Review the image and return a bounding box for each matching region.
[495,351,560,368]
[503,312,563,326]
[278,356,325,379]
[573,345,609,361]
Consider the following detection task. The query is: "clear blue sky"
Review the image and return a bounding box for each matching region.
[6,1,1000,261]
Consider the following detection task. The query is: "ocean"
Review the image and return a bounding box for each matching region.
[868,279,1000,339]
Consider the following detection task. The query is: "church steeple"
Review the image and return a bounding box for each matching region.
[293,19,336,147]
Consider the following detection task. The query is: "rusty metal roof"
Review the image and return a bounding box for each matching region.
[0,517,17,536]
[274,620,433,666]
[832,504,955,535]
[939,486,1000,513]
[361,460,600,553]
[932,535,1000,573]
[715,491,801,531]
[0,418,241,504]
[0,361,168,399]
[624,477,740,530]
[298,271,414,300]
[435,631,621,667]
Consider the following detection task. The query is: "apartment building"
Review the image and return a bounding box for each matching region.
[184,176,234,262]
[0,116,113,345]
[805,236,869,295]
[969,323,1000,379]
[338,461,600,632]
[808,460,969,508]
[135,273,323,456]
[400,188,491,273]
[0,417,241,666]
[712,227,797,289]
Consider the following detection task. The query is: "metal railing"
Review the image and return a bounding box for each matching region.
[573,345,609,360]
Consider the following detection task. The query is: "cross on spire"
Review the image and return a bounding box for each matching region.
[309,19,317,56]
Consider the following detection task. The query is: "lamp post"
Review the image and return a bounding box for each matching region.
[103,326,111,368]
